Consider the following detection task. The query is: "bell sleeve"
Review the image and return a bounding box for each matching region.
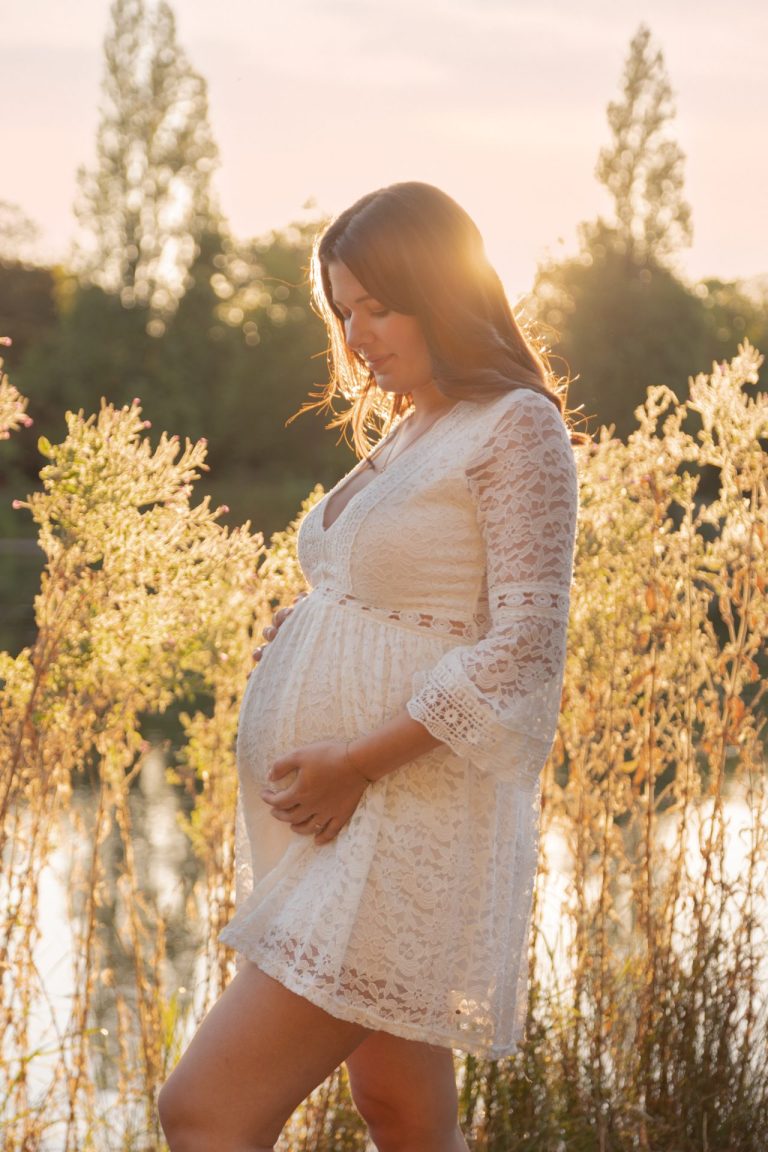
[406,389,579,784]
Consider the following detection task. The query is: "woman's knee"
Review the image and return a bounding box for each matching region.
[350,1078,461,1152]
[157,1076,208,1152]
[157,1075,182,1142]
[156,965,363,1151]
[347,1034,465,1152]
[157,1076,197,1152]
[157,1073,276,1152]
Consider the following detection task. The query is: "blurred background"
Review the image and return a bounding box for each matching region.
[2,0,767,650]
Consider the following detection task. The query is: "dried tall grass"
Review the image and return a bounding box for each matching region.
[1,344,765,1150]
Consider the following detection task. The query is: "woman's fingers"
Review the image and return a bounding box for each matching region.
[251,608,291,665]
[256,606,292,650]
[251,596,308,669]
[290,813,335,841]
[290,816,320,836]
[267,805,328,836]
[271,601,299,630]
[314,821,339,845]
[269,806,304,823]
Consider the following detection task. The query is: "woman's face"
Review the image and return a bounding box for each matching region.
[327,260,434,398]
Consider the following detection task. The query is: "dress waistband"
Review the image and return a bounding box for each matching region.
[310,585,486,643]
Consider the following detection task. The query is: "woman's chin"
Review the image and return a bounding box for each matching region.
[373,376,407,395]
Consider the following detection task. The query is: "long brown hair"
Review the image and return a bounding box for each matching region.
[307,182,582,455]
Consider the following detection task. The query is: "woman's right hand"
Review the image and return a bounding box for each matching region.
[251,593,308,666]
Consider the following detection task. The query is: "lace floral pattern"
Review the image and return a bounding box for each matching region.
[406,395,578,780]
[311,585,488,642]
[221,387,579,1057]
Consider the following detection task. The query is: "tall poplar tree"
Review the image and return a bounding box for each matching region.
[530,26,707,436]
[75,0,220,322]
[587,23,692,264]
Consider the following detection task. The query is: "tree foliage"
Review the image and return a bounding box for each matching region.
[534,247,768,439]
[529,24,766,439]
[534,246,712,437]
[587,23,692,264]
[75,0,220,321]
[0,259,57,368]
[11,213,346,542]
[0,201,41,264]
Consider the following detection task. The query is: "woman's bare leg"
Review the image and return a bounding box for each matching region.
[346,1030,470,1152]
[158,963,369,1152]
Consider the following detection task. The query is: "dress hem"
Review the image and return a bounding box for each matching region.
[219,929,522,1061]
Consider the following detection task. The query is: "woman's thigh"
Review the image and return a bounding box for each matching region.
[346,1031,466,1151]
[158,962,369,1151]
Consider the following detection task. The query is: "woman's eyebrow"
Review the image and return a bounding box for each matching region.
[332,293,377,307]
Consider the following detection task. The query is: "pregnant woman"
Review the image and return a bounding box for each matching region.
[159,181,580,1152]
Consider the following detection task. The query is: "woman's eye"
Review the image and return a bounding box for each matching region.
[338,307,389,322]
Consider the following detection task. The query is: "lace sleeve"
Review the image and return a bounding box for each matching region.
[406,389,579,784]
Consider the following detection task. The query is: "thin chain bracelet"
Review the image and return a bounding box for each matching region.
[345,740,374,784]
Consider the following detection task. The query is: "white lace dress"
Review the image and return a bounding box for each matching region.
[220,386,579,1058]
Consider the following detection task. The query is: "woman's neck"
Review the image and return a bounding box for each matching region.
[407,380,455,422]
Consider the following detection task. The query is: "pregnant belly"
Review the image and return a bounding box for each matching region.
[235,595,452,789]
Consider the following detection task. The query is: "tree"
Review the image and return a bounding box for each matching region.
[530,25,709,435]
[0,262,58,522]
[0,202,41,264]
[586,23,692,266]
[12,215,348,540]
[698,276,768,359]
[74,0,220,323]
[532,248,711,437]
[0,260,57,369]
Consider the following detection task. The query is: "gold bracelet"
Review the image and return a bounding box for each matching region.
[345,740,374,784]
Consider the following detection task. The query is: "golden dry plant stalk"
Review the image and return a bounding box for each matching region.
[1,397,265,1149]
[0,344,766,1151]
[465,343,768,1151]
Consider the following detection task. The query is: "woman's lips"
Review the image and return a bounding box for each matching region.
[368,354,393,371]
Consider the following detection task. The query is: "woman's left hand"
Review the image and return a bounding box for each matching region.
[261,740,370,845]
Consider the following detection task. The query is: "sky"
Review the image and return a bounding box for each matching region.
[4,0,768,300]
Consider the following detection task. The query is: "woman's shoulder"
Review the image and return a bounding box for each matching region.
[483,384,564,419]
[457,388,578,513]
[463,386,570,451]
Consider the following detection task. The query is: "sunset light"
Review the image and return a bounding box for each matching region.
[2,2,766,1149]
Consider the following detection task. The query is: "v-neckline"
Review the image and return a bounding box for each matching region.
[319,402,463,534]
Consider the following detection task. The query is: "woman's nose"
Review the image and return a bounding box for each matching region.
[344,312,370,352]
